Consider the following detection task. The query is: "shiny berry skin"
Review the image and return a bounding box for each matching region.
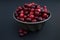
[26,18,31,22]
[32,19,37,22]
[44,8,48,12]
[44,5,47,9]
[24,7,28,11]
[29,15,34,19]
[24,15,27,18]
[20,18,24,21]
[35,11,40,16]
[19,13,24,18]
[25,11,29,15]
[37,17,43,21]
[20,10,24,14]
[37,9,41,12]
[31,2,35,5]
[43,6,48,12]
[37,5,41,9]
[31,8,34,12]
[27,3,32,7]
[18,6,22,10]
[42,13,48,19]
[30,11,34,15]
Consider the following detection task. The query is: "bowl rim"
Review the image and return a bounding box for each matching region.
[13,11,51,24]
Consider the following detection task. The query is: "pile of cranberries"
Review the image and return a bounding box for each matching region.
[18,29,28,36]
[14,2,50,22]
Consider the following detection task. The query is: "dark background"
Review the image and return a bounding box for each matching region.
[0,0,60,40]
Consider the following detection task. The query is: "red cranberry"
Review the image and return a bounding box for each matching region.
[29,15,34,19]
[19,13,24,18]
[37,5,41,9]
[43,6,48,12]
[17,16,20,19]
[24,7,28,11]
[32,19,37,22]
[37,17,43,21]
[27,3,32,7]
[24,15,27,18]
[20,10,24,14]
[19,29,23,33]
[37,9,41,12]
[31,2,35,5]
[30,8,35,11]
[18,6,22,10]
[31,5,36,8]
[20,18,24,21]
[19,33,25,36]
[44,5,47,9]
[25,11,29,15]
[44,8,48,12]
[30,11,34,15]
[42,13,48,19]
[35,11,40,16]
[24,3,28,7]
[26,18,31,22]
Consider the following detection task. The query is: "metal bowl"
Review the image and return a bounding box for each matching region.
[13,11,51,31]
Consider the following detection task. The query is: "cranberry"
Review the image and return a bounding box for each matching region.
[26,18,31,22]
[17,16,20,19]
[31,2,35,5]
[29,15,34,19]
[37,9,41,12]
[42,13,48,19]
[44,5,47,9]
[28,4,32,7]
[18,6,22,10]
[32,19,37,22]
[18,29,23,33]
[20,10,24,14]
[43,6,48,12]
[19,13,24,18]
[19,33,25,36]
[25,11,29,15]
[30,8,35,11]
[44,8,48,12]
[35,11,40,16]
[24,15,27,18]
[31,5,36,8]
[30,11,34,15]
[24,3,28,7]
[20,18,24,21]
[24,7,28,11]
[37,5,41,9]
[37,17,43,21]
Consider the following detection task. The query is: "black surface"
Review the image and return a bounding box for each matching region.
[0,0,60,40]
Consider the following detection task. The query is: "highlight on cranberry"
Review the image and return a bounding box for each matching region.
[14,2,50,22]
